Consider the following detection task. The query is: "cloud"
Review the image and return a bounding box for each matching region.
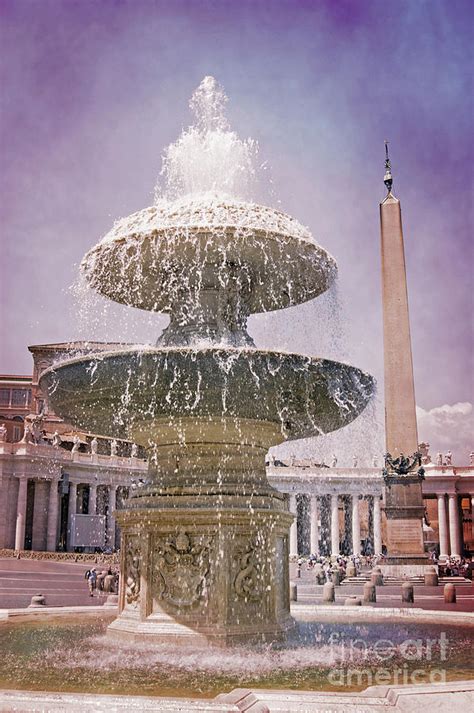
[416,402,473,464]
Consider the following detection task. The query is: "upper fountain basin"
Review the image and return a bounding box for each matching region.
[39,346,375,445]
[81,194,337,314]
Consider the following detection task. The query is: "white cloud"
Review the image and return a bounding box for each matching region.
[416,402,473,464]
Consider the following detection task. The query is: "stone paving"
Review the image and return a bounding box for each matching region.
[0,681,472,712]
[0,557,110,608]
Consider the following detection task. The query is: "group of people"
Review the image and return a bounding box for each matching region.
[298,551,474,581]
[84,567,119,596]
[436,556,474,579]
[298,553,379,583]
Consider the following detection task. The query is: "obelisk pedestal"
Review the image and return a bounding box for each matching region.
[379,147,429,576]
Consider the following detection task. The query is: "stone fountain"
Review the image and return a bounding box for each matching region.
[40,77,375,645]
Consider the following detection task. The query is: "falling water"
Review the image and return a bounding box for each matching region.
[39,75,378,655]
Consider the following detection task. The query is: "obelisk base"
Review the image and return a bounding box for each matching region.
[381,472,430,577]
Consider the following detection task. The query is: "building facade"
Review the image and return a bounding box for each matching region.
[269,457,474,559]
[0,343,147,553]
[0,344,473,558]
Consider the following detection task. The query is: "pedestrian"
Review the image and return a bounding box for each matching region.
[85,567,97,597]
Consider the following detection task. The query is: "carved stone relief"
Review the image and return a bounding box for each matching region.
[233,537,264,602]
[153,528,212,608]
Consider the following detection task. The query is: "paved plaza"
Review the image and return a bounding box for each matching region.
[0,557,110,609]
[0,557,472,613]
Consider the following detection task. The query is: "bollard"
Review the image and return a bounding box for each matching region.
[322,581,335,603]
[344,596,362,606]
[444,583,456,603]
[401,582,414,603]
[103,594,119,608]
[28,594,46,608]
[424,566,439,587]
[346,563,357,578]
[331,569,342,586]
[370,567,384,586]
[363,582,377,603]
[290,582,298,601]
[103,574,115,593]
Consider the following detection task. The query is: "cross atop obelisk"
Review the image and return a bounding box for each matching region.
[379,143,428,572]
[383,140,393,194]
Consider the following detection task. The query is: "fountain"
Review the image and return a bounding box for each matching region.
[40,76,375,645]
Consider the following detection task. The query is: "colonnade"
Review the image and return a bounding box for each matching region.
[288,492,383,558]
[14,476,122,552]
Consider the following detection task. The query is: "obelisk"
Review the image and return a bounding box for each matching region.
[380,143,428,575]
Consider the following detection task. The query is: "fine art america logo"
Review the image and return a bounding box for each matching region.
[326,631,448,687]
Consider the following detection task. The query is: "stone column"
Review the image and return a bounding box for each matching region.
[472,496,474,542]
[46,479,60,552]
[437,494,449,557]
[107,486,117,548]
[67,481,77,550]
[89,484,97,515]
[448,494,461,558]
[373,496,382,555]
[351,495,361,556]
[309,495,319,555]
[32,480,49,551]
[330,494,339,557]
[14,478,28,551]
[367,495,374,553]
[289,493,298,557]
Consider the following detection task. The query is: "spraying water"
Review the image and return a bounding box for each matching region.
[41,76,376,646]
[156,76,258,202]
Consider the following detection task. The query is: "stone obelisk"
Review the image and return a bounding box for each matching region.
[380,143,428,575]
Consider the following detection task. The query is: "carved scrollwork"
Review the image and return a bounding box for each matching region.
[125,539,141,608]
[234,539,263,602]
[153,528,211,608]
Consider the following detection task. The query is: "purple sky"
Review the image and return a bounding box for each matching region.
[1,0,473,460]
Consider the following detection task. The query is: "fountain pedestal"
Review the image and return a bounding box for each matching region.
[109,501,293,645]
[108,418,294,645]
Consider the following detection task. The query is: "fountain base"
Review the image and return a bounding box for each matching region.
[109,499,294,646]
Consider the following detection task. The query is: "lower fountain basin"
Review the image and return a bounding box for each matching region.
[39,346,375,444]
[1,614,472,698]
